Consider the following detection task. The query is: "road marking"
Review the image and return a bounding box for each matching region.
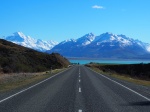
[79,87,81,92]
[79,67,80,74]
[78,109,82,112]
[89,68,150,101]
[79,79,81,82]
[79,75,80,78]
[0,68,71,104]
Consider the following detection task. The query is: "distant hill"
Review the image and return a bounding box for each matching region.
[1,32,58,52]
[47,32,150,59]
[0,39,70,73]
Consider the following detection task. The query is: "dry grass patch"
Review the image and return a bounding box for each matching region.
[89,66,150,86]
[0,68,66,92]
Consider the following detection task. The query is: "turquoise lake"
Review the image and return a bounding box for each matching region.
[69,59,150,65]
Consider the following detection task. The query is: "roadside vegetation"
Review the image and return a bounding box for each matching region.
[86,63,150,86]
[0,39,70,73]
[0,39,70,92]
[0,68,66,92]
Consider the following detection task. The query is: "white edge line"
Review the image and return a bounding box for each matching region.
[0,68,71,103]
[87,67,150,101]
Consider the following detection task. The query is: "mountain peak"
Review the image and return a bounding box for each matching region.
[76,33,95,46]
[102,32,115,36]
[83,32,95,38]
[79,33,95,40]
[87,32,95,36]
[12,32,27,39]
[4,32,26,42]
[94,32,116,42]
[13,31,24,36]
[3,32,58,52]
[105,32,113,34]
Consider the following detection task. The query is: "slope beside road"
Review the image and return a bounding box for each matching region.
[0,65,150,112]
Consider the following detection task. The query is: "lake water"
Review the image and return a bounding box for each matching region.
[69,59,150,65]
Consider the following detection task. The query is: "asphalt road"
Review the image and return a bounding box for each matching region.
[0,65,150,112]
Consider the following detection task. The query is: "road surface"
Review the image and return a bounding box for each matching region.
[0,65,150,112]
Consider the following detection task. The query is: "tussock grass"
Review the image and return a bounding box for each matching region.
[0,68,66,92]
[89,65,150,86]
[0,39,70,73]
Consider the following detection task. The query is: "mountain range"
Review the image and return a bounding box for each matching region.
[1,32,150,59]
[1,32,58,52]
[47,32,150,59]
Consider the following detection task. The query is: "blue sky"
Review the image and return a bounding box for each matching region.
[0,0,150,43]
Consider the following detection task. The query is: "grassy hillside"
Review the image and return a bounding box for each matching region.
[0,39,70,73]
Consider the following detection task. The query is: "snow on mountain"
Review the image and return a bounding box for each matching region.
[146,45,150,52]
[2,31,150,58]
[59,33,95,46]
[60,39,76,45]
[2,32,58,52]
[48,32,150,58]
[94,32,132,47]
[76,33,95,46]
[138,41,150,52]
[92,32,150,54]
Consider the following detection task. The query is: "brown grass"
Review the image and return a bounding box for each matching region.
[0,68,66,92]
[89,66,150,86]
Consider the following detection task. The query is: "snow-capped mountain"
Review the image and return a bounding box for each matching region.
[47,32,150,59]
[2,32,58,52]
[58,33,95,46]
[76,33,95,46]
[2,32,150,58]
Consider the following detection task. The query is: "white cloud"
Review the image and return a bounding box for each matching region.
[92,5,104,9]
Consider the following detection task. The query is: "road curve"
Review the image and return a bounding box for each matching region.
[0,65,150,112]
